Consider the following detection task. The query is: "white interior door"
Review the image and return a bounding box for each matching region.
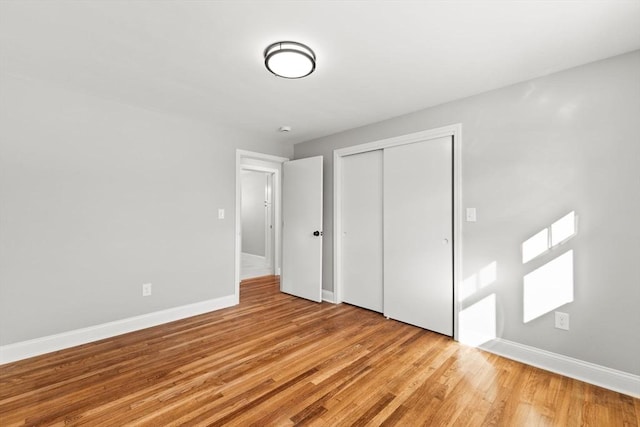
[281,156,323,302]
[341,150,383,312]
[383,136,453,336]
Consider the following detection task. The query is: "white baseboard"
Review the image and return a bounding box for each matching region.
[322,289,336,303]
[0,294,236,365]
[241,252,266,262]
[479,338,640,398]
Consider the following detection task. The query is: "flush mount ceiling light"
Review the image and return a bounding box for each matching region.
[264,41,316,79]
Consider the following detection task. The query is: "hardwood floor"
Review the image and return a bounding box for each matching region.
[1,276,638,426]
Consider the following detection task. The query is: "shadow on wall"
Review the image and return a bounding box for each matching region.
[459,211,578,347]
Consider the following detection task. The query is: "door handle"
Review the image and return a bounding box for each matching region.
[313,230,323,237]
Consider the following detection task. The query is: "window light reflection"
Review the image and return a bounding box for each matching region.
[523,250,574,323]
[522,228,549,263]
[551,211,576,246]
[459,294,497,347]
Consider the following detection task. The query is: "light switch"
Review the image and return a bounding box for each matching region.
[466,208,477,222]
[218,208,225,219]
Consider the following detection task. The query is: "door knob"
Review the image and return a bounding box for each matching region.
[313,230,323,237]
[443,238,449,244]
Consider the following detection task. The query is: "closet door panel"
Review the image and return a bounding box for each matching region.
[341,150,383,312]
[383,136,453,336]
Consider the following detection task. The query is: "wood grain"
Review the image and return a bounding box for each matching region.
[1,275,637,426]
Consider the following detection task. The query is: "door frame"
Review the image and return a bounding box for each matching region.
[264,172,275,268]
[333,124,463,340]
[235,149,288,303]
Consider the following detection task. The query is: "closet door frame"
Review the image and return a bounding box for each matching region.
[333,124,463,340]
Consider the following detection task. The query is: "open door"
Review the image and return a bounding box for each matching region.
[281,156,323,302]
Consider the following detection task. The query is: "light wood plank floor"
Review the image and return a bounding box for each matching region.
[1,276,638,426]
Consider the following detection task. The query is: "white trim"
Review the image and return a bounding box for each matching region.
[0,295,236,365]
[479,338,640,398]
[241,252,268,263]
[236,149,289,164]
[265,173,274,267]
[333,124,463,340]
[236,150,288,304]
[322,289,336,303]
[334,124,461,156]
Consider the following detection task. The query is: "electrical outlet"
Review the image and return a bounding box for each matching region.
[555,311,569,330]
[142,283,152,297]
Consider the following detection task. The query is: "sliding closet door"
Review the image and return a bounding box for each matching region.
[341,150,383,312]
[383,136,453,336]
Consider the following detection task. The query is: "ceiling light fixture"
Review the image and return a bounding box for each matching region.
[264,41,316,79]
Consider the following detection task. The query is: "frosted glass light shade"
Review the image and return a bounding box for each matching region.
[264,41,316,79]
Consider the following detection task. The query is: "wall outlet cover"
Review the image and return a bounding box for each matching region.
[466,207,477,222]
[142,283,152,297]
[555,311,569,330]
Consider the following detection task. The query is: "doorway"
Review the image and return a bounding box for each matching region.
[235,150,288,303]
[235,150,325,306]
[240,170,275,280]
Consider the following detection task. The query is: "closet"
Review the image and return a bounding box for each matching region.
[341,150,384,312]
[340,135,453,336]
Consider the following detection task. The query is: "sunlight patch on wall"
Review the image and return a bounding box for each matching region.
[523,250,574,323]
[479,262,497,289]
[551,211,576,246]
[460,275,477,302]
[460,261,497,302]
[522,228,549,263]
[459,294,497,347]
[522,211,576,263]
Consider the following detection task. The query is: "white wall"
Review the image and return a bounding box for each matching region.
[241,171,266,256]
[0,73,292,346]
[294,51,640,376]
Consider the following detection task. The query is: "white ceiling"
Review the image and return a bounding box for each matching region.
[1,1,639,145]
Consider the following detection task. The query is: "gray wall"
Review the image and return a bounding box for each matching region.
[241,170,266,256]
[294,50,640,375]
[0,73,292,345]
